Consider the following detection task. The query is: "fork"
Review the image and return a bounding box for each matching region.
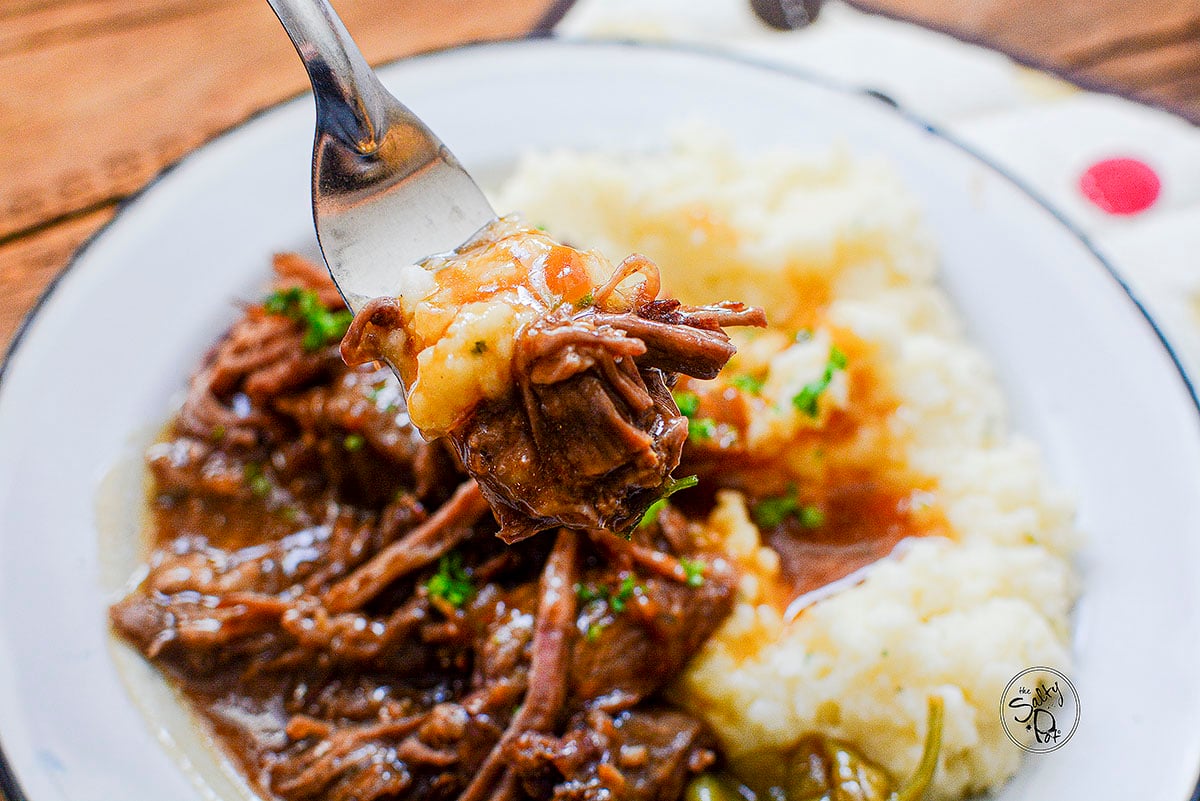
[266,0,497,312]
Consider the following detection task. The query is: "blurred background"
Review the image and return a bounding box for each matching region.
[3,0,1200,366]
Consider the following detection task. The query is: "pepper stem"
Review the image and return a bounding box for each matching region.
[893,695,944,801]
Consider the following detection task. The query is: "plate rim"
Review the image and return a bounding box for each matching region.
[1,35,1197,801]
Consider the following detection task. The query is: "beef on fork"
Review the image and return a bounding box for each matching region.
[341,217,766,542]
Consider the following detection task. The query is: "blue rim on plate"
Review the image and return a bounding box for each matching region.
[1,35,1197,801]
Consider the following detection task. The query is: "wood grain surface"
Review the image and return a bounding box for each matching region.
[850,0,1200,121]
[0,0,561,348]
[1,0,1198,352]
[0,1,1197,798]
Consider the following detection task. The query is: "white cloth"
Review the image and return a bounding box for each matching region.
[556,0,1200,377]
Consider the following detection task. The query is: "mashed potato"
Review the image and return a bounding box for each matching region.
[346,217,613,436]
[498,131,1081,800]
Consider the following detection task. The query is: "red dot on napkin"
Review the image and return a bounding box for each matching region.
[1079,158,1161,215]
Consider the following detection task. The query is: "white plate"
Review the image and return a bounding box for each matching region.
[1,39,1199,801]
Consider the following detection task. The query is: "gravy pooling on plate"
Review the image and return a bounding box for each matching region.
[110,247,948,801]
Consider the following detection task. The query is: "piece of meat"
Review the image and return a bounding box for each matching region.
[324,480,491,612]
[451,306,688,543]
[364,298,766,544]
[458,529,579,801]
[111,249,747,801]
[568,544,737,709]
[339,219,767,543]
[508,707,717,801]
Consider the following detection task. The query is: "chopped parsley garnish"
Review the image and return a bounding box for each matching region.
[680,557,706,587]
[792,345,848,418]
[663,473,699,496]
[210,424,226,442]
[243,462,271,498]
[798,505,825,528]
[426,553,474,608]
[638,499,668,529]
[343,433,365,452]
[752,485,824,529]
[752,491,797,528]
[574,583,605,603]
[688,417,717,441]
[574,574,642,614]
[673,390,700,417]
[730,374,766,395]
[610,575,639,613]
[586,622,604,641]
[638,474,700,529]
[471,340,488,355]
[573,291,595,309]
[263,287,353,352]
[672,389,719,442]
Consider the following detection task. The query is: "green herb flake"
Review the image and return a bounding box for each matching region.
[638,474,699,529]
[673,390,700,417]
[471,340,488,355]
[752,486,801,528]
[662,473,699,497]
[574,583,604,603]
[426,553,474,608]
[343,433,365,452]
[798,505,825,528]
[210,424,226,442]
[243,463,271,498]
[586,622,604,642]
[263,287,352,352]
[792,344,849,419]
[680,557,706,587]
[687,417,717,442]
[638,499,668,529]
[610,575,641,613]
[575,576,641,614]
[573,291,594,310]
[753,486,826,530]
[730,374,766,395]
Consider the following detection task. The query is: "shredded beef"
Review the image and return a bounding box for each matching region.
[110,255,737,801]
[342,245,766,544]
[508,708,716,801]
[450,301,768,544]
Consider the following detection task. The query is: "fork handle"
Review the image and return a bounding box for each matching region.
[266,0,390,154]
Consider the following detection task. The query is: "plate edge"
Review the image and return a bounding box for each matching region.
[1,34,1198,801]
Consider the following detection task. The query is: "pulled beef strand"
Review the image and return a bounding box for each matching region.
[508,708,716,801]
[459,529,578,801]
[324,480,489,612]
[111,254,739,801]
[342,263,766,545]
[448,301,764,543]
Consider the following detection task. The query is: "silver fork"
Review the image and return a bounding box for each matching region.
[267,0,497,313]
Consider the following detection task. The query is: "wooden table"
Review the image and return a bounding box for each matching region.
[2,0,1199,353]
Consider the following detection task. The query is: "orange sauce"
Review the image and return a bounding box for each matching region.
[679,325,951,612]
[543,245,593,303]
